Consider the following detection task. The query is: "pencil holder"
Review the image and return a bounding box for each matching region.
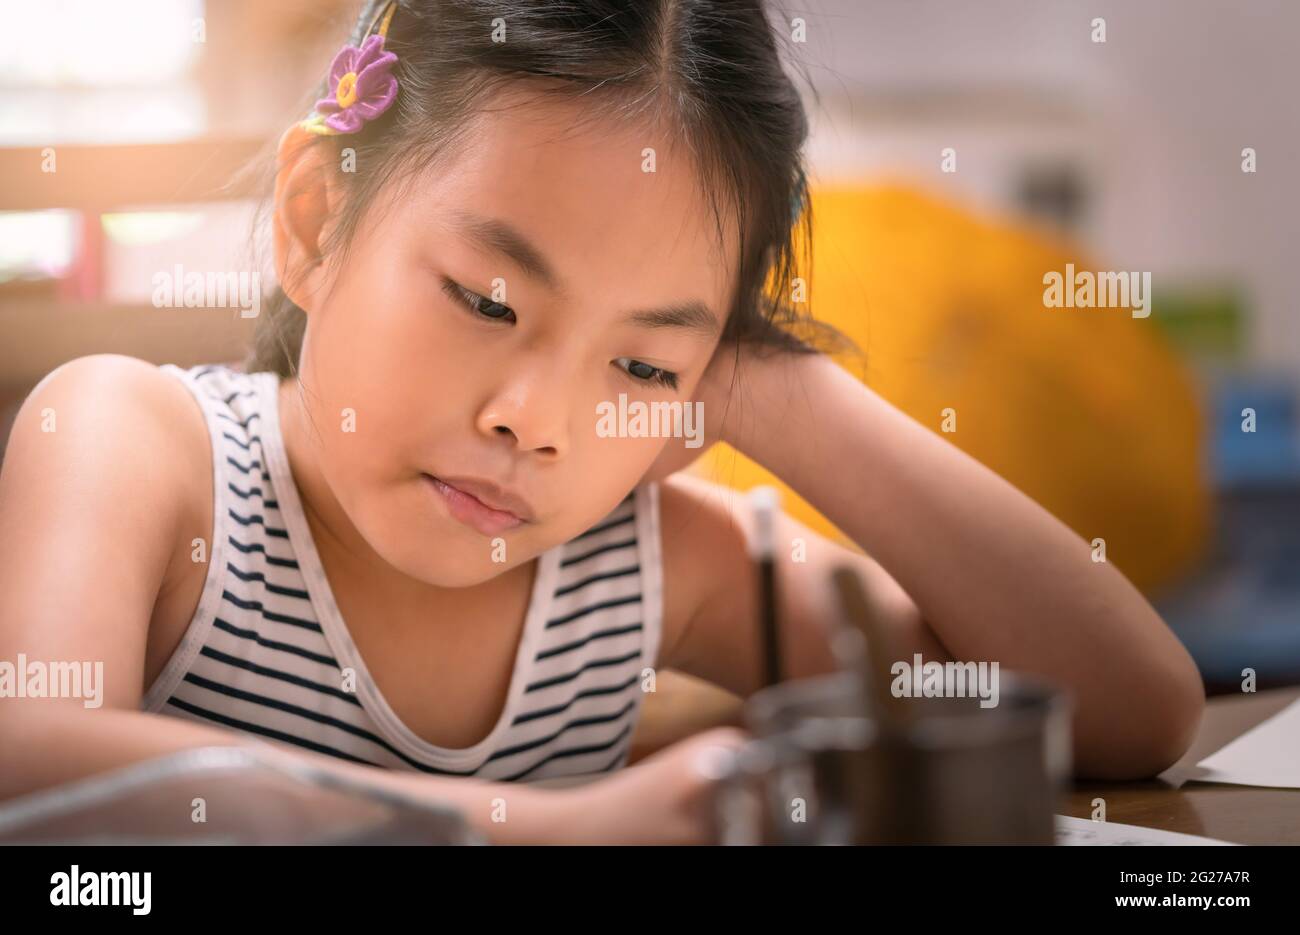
[712,669,1073,845]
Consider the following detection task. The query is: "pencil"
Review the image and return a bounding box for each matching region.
[749,485,782,688]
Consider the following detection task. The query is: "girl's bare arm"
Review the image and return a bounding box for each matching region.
[661,350,1204,779]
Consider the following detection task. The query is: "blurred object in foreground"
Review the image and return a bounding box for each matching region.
[0,745,481,845]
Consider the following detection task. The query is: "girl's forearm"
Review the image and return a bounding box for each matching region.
[727,352,1203,777]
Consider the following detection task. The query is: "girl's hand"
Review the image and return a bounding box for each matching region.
[639,340,748,483]
[639,339,812,484]
[556,726,750,844]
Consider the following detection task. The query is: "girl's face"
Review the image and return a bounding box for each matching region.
[288,91,737,587]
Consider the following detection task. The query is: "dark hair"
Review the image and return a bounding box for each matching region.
[245,0,851,377]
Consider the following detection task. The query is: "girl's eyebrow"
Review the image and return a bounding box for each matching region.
[625,302,721,340]
[453,210,721,340]
[452,210,558,289]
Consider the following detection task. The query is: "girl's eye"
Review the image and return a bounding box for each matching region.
[616,357,679,391]
[442,279,516,323]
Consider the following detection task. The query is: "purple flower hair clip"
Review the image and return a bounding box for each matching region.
[301,2,399,136]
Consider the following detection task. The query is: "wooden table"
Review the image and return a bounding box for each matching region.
[1061,687,1300,844]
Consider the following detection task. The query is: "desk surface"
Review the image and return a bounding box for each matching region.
[1062,687,1300,844]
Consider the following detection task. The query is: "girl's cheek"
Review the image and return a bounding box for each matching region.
[587,434,663,482]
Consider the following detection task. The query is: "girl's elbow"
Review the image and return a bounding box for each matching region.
[1151,663,1206,774]
[1127,664,1206,779]
[1121,632,1206,778]
[1076,658,1205,781]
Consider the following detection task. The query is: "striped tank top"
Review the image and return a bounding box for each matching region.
[143,363,664,788]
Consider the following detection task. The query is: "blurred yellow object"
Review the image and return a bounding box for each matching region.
[690,184,1210,592]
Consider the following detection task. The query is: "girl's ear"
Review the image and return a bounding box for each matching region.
[272,124,344,314]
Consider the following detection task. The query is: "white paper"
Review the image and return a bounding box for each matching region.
[1054,815,1236,846]
[1192,698,1300,788]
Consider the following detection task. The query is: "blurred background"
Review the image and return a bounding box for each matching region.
[0,0,1296,742]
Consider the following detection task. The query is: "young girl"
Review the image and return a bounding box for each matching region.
[0,0,1202,844]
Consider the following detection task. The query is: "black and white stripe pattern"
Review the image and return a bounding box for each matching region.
[144,364,663,787]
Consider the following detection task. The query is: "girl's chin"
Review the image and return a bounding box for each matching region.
[384,543,523,589]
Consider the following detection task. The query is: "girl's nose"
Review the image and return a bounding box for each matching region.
[476,370,570,460]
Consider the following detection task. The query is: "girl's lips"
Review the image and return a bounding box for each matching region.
[423,474,525,536]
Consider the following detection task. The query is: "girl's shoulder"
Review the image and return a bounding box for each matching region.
[10,353,213,516]
[15,353,214,570]
[0,354,215,707]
